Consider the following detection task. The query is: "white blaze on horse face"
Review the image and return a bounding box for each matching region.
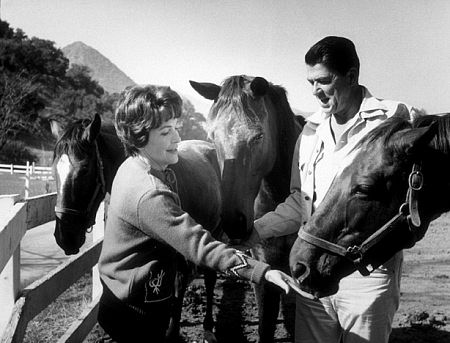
[56,154,71,195]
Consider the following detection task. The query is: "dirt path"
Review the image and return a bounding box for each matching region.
[20,221,93,288]
[390,213,450,343]
[19,213,450,343]
[176,214,450,343]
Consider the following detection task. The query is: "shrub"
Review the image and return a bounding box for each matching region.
[0,141,37,164]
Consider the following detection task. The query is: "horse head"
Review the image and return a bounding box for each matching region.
[289,113,450,298]
[52,113,110,255]
[191,75,302,239]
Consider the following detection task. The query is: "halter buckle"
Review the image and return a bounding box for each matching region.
[408,170,423,191]
[399,202,409,216]
[346,245,362,261]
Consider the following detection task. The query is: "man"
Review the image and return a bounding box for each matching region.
[247,36,414,342]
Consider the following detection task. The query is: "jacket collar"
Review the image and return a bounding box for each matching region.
[307,86,389,126]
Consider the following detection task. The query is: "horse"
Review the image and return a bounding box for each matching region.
[289,111,450,299]
[51,113,223,342]
[191,75,304,342]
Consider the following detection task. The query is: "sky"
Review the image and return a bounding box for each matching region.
[2,0,450,115]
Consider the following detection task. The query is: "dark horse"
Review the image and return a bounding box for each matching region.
[52,114,222,342]
[191,75,304,342]
[289,111,450,299]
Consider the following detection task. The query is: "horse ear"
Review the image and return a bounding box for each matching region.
[250,77,269,97]
[50,120,63,139]
[393,103,412,121]
[403,121,438,156]
[82,113,102,143]
[189,80,221,100]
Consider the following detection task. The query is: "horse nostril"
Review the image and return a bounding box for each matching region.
[237,213,246,225]
[292,261,310,283]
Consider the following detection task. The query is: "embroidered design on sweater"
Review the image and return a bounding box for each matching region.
[146,270,165,295]
[227,250,249,277]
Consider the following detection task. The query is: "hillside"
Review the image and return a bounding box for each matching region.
[62,41,136,94]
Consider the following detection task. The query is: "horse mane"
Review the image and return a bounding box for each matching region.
[266,84,304,176]
[354,113,412,157]
[53,118,117,162]
[413,113,450,154]
[356,112,450,156]
[208,76,257,126]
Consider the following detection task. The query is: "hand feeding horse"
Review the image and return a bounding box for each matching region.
[191,75,304,342]
[51,114,223,342]
[289,111,450,299]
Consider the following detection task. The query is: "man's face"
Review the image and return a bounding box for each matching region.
[306,63,354,116]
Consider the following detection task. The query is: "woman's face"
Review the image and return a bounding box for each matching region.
[141,118,181,170]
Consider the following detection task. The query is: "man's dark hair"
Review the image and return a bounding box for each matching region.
[305,36,360,75]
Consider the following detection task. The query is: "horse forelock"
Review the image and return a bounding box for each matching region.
[413,113,450,154]
[208,76,300,141]
[53,119,96,164]
[208,76,262,135]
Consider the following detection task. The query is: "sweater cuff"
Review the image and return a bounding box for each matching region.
[249,260,270,284]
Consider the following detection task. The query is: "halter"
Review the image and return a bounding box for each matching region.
[54,141,106,229]
[298,163,424,276]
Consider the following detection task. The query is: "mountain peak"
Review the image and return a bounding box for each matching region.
[62,41,136,94]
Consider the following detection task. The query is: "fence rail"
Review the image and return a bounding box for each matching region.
[0,193,104,343]
[0,163,52,176]
[0,163,54,198]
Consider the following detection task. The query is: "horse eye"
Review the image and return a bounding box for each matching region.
[76,166,90,177]
[249,133,264,145]
[353,184,372,198]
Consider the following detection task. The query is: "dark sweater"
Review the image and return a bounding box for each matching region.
[99,156,270,304]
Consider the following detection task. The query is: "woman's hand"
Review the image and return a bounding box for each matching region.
[264,270,292,294]
[265,270,318,300]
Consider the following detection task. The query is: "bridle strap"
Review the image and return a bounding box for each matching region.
[298,230,349,258]
[54,207,87,217]
[54,141,106,228]
[298,162,423,276]
[407,162,423,229]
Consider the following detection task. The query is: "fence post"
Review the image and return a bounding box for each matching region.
[0,194,21,336]
[9,164,13,175]
[25,162,30,199]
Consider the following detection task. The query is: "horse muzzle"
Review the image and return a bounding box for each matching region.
[54,218,86,255]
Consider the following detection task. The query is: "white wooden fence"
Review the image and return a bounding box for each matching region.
[0,162,52,177]
[0,193,104,343]
[0,163,54,198]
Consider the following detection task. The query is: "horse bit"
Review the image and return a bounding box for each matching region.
[298,163,424,276]
[54,141,106,230]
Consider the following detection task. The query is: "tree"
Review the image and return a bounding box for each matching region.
[41,64,108,126]
[0,72,41,150]
[0,19,70,150]
[178,97,208,141]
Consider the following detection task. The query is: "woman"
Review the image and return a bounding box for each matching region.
[97,85,292,342]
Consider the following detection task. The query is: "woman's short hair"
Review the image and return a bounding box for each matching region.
[305,36,360,76]
[115,85,182,156]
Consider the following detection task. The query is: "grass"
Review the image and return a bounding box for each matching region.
[0,173,56,198]
[23,273,94,343]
